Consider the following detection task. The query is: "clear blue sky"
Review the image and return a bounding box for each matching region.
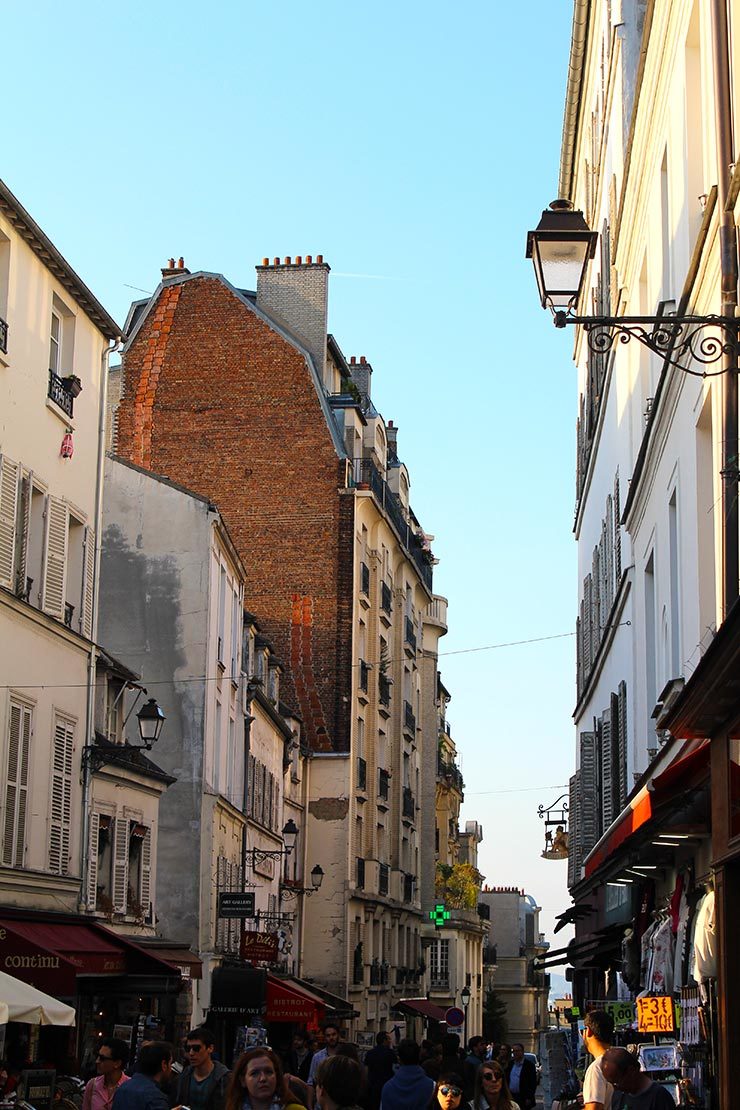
[4,1,576,946]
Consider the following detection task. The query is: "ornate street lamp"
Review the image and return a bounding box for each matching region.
[251,819,300,869]
[526,200,598,311]
[136,698,166,747]
[460,984,472,1049]
[280,863,324,899]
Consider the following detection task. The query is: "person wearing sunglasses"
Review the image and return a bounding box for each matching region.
[83,1039,130,1110]
[176,1028,230,1110]
[469,1065,519,1110]
[433,1073,465,1110]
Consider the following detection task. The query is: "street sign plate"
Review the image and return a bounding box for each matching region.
[218,891,256,919]
[445,1006,465,1028]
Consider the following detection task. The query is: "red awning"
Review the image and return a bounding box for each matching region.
[395,998,449,1021]
[585,739,711,879]
[0,917,180,995]
[265,975,326,1024]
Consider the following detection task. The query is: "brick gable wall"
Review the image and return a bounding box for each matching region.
[115,275,353,752]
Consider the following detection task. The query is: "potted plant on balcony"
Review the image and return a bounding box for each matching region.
[62,373,83,398]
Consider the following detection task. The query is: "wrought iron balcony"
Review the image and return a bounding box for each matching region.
[48,370,74,417]
[351,458,433,590]
[379,863,389,895]
[402,786,415,820]
[360,561,370,595]
[381,580,392,615]
[379,673,391,708]
[357,756,367,792]
[404,616,417,654]
[403,700,416,734]
[359,659,369,693]
[64,603,75,629]
[430,976,450,991]
[0,317,8,355]
[378,768,390,801]
[437,755,464,792]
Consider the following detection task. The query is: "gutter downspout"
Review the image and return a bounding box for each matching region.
[296,743,311,978]
[79,337,121,911]
[711,0,739,617]
[558,0,591,202]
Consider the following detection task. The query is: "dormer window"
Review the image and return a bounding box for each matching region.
[268,664,279,704]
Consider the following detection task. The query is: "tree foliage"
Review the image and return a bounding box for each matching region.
[435,861,479,909]
[482,988,509,1043]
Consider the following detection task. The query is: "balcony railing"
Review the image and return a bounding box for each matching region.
[0,317,7,355]
[357,756,367,792]
[360,561,370,595]
[430,975,450,991]
[404,701,416,734]
[379,673,391,708]
[381,580,392,615]
[48,370,74,417]
[379,863,389,895]
[351,458,433,590]
[437,755,464,792]
[403,873,415,902]
[356,857,365,888]
[402,786,415,820]
[359,659,369,693]
[378,768,390,801]
[404,616,417,653]
[370,959,389,985]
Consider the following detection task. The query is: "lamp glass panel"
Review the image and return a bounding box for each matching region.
[536,238,591,306]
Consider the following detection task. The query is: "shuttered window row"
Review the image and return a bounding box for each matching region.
[575,221,612,508]
[246,755,280,831]
[216,855,243,953]
[576,471,624,697]
[85,810,152,920]
[0,453,95,639]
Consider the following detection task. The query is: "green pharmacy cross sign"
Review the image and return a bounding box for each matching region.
[429,903,451,929]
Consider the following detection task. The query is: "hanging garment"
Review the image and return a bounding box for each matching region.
[649,917,675,995]
[622,928,641,991]
[673,890,690,988]
[640,919,659,988]
[670,872,685,933]
[694,889,717,983]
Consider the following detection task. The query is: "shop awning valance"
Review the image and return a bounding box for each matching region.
[393,998,448,1021]
[266,975,326,1023]
[0,969,75,1025]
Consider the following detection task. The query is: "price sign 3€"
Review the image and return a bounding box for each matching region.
[637,995,674,1034]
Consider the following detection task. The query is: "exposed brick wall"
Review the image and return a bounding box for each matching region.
[115,274,353,751]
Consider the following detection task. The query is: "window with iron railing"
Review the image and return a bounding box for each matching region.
[359,659,369,693]
[0,317,8,355]
[381,580,392,614]
[404,616,417,653]
[378,768,390,801]
[48,370,74,418]
[357,757,367,791]
[360,561,370,595]
[403,701,416,734]
[403,873,414,901]
[356,857,365,888]
[379,863,389,895]
[402,786,415,820]
[379,673,391,707]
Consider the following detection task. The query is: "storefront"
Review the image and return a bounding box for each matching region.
[0,910,184,1071]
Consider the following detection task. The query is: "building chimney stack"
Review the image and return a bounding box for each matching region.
[161,257,190,281]
[256,254,331,382]
[349,355,372,401]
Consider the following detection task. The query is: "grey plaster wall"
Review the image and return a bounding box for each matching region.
[99,457,212,948]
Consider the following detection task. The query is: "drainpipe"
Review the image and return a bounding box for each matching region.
[296,743,311,978]
[712,0,739,616]
[79,337,121,911]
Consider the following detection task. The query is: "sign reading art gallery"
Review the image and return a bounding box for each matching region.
[240,930,279,964]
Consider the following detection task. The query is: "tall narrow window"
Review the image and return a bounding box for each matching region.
[695,395,716,636]
[660,149,671,299]
[49,310,61,374]
[217,565,226,665]
[49,715,74,874]
[645,552,657,737]
[3,701,32,867]
[669,491,680,674]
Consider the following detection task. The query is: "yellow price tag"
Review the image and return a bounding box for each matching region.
[636,995,674,1033]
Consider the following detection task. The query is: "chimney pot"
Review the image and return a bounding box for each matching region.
[262,257,269,267]
[306,254,313,264]
[285,256,291,265]
[296,255,302,265]
[350,356,356,365]
[317,254,323,264]
[168,258,175,268]
[177,257,185,269]
[360,355,366,365]
[274,257,280,266]
[388,420,394,428]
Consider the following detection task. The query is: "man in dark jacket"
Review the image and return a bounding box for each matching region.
[113,1044,171,1110]
[381,1040,434,1110]
[176,1028,230,1110]
[364,1032,396,1110]
[506,1045,537,1110]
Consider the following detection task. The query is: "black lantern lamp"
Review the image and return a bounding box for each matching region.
[310,864,324,891]
[460,984,471,1008]
[136,698,166,747]
[526,199,598,316]
[282,819,299,854]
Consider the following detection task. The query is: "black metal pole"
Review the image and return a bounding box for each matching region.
[712,0,739,616]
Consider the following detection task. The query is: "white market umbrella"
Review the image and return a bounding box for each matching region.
[0,1001,7,1023]
[0,970,75,1025]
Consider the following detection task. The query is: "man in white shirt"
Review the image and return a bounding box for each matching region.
[581,1010,615,1110]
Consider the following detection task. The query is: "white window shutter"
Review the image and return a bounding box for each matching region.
[49,717,74,875]
[140,826,152,923]
[3,702,31,867]
[15,473,32,597]
[216,856,227,950]
[86,811,100,909]
[112,816,129,913]
[81,526,95,639]
[42,496,68,619]
[0,455,20,590]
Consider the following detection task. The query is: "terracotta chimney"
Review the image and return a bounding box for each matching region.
[161,257,190,281]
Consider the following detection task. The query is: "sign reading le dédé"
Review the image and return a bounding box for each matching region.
[218,892,256,919]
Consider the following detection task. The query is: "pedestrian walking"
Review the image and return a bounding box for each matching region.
[580,1011,614,1110]
[83,1038,129,1110]
[176,1028,230,1110]
[505,1047,536,1110]
[314,1055,365,1110]
[224,1048,306,1110]
[432,1073,464,1110]
[380,1039,434,1110]
[113,1044,172,1110]
[284,1035,313,1084]
[468,1062,519,1110]
[363,1033,396,1110]
[601,1049,676,1109]
[462,1039,486,1102]
[307,1023,342,1100]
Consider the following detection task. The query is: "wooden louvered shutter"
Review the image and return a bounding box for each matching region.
[600,707,614,832]
[579,731,598,856]
[614,470,622,580]
[15,473,32,597]
[42,495,68,619]
[112,815,130,913]
[567,772,579,889]
[0,455,20,589]
[140,826,152,923]
[86,812,100,909]
[216,856,227,949]
[81,526,95,639]
[49,716,74,874]
[3,702,31,867]
[618,680,628,807]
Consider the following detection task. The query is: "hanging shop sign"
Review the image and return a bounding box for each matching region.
[218,892,256,919]
[637,995,674,1033]
[240,930,279,963]
[586,1000,636,1027]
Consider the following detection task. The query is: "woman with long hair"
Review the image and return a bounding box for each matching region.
[469,1062,519,1110]
[314,1054,366,1110]
[432,1073,464,1110]
[224,1048,305,1110]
